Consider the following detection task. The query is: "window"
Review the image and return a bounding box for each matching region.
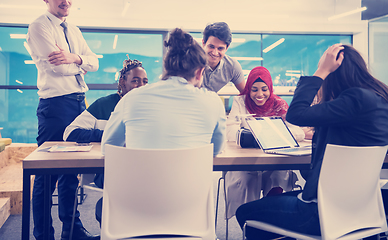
[369,15,388,86]
[0,24,352,143]
[262,34,352,89]
[193,31,351,96]
[0,25,164,143]
[79,30,164,103]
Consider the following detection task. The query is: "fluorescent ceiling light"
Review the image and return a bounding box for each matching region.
[232,57,263,61]
[286,70,301,73]
[10,34,27,39]
[17,89,23,94]
[0,4,45,10]
[263,38,285,53]
[15,80,23,84]
[316,39,325,45]
[328,7,367,21]
[24,42,32,55]
[113,35,118,50]
[121,2,130,17]
[232,38,246,43]
[24,60,35,64]
[285,73,301,77]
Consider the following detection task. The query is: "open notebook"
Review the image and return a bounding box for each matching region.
[245,116,312,156]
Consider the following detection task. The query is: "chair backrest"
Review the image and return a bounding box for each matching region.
[101,144,215,240]
[318,144,388,240]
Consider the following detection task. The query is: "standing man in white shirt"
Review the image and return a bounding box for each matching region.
[27,0,99,240]
[201,22,246,93]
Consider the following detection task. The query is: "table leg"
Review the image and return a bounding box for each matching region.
[22,170,31,240]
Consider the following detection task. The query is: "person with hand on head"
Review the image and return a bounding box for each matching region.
[26,0,99,239]
[63,57,147,227]
[235,44,388,240]
[201,22,245,93]
[225,66,304,220]
[101,27,226,160]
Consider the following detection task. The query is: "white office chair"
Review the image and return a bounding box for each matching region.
[101,144,216,240]
[243,144,388,240]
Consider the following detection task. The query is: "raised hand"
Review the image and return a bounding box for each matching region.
[314,43,344,80]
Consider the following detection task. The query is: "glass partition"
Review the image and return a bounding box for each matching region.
[191,31,351,92]
[262,34,352,87]
[0,25,164,143]
[81,31,164,85]
[369,15,388,86]
[0,24,352,143]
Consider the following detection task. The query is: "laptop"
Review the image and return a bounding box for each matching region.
[245,116,312,156]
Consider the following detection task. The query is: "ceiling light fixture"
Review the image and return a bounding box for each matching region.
[121,2,130,17]
[113,35,118,50]
[263,38,285,53]
[328,7,367,21]
[285,73,301,77]
[232,38,246,43]
[24,60,35,65]
[24,42,32,55]
[10,34,27,39]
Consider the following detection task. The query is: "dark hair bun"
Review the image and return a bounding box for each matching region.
[164,28,194,56]
[162,28,206,81]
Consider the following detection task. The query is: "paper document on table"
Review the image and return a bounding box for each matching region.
[48,145,93,152]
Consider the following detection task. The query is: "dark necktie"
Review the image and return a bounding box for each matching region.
[60,22,85,89]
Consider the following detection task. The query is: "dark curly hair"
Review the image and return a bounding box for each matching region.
[117,55,143,95]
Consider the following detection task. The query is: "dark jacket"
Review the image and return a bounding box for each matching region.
[286,76,388,201]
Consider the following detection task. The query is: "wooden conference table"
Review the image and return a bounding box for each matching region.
[20,140,368,240]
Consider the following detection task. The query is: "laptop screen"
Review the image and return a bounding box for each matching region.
[246,117,299,150]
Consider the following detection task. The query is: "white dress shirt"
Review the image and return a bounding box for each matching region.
[101,76,227,156]
[27,11,99,99]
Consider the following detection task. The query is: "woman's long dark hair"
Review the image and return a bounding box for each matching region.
[321,45,388,103]
[162,28,207,81]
